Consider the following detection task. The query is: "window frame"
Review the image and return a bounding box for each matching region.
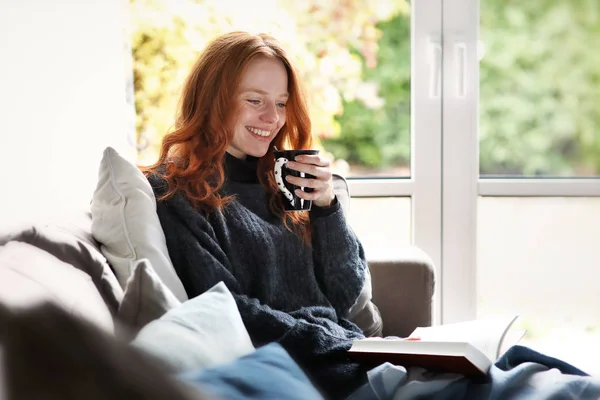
[347,0,444,325]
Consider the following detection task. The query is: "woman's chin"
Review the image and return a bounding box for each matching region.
[246,146,271,159]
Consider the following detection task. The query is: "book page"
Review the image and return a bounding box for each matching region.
[410,315,519,361]
[499,329,527,357]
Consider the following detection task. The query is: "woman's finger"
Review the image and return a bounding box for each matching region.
[294,154,330,167]
[286,163,333,185]
[285,174,328,189]
[294,188,322,200]
[285,161,321,177]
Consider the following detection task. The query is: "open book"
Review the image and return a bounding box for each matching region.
[348,315,524,376]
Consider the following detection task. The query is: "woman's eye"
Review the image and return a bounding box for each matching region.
[277,102,287,108]
[247,99,260,105]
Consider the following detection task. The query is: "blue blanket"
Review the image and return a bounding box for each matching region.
[180,343,324,400]
[348,345,600,400]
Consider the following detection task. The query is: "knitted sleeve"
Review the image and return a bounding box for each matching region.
[310,202,368,318]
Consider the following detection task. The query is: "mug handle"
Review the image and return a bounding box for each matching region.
[274,157,295,206]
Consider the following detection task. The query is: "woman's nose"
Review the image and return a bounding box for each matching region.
[260,103,279,124]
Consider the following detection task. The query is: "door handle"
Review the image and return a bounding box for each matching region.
[455,42,467,98]
[428,38,442,99]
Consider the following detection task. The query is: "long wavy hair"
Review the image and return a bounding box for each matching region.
[140,32,313,242]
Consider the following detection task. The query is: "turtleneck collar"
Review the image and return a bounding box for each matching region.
[224,152,260,183]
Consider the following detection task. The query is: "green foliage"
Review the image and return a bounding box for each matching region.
[323,13,411,170]
[480,0,600,175]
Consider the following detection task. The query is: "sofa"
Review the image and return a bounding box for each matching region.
[0,147,435,398]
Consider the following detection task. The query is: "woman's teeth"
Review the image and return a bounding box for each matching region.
[248,127,270,137]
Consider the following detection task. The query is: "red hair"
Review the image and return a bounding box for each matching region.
[141,32,313,241]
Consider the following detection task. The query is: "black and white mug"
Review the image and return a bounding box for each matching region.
[273,149,320,211]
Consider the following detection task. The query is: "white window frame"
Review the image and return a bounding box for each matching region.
[347,0,444,325]
[443,0,600,325]
[439,0,479,324]
[479,180,600,197]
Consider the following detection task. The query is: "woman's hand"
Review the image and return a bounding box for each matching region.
[285,154,335,208]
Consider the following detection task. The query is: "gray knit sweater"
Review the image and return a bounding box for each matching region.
[149,154,371,399]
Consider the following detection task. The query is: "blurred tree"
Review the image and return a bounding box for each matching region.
[129,0,406,164]
[322,11,411,174]
[480,0,600,175]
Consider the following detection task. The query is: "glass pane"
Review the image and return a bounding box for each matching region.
[480,2,600,177]
[130,1,411,178]
[477,197,600,375]
[348,197,411,260]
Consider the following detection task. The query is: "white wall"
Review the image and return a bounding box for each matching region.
[0,0,135,224]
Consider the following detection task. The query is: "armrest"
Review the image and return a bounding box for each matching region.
[369,246,435,337]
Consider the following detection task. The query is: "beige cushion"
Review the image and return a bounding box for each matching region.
[0,241,113,333]
[133,282,255,373]
[118,258,181,337]
[90,146,187,302]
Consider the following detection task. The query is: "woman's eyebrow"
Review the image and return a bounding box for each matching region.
[241,88,289,98]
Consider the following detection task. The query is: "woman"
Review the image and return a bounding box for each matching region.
[142,31,370,399]
[142,32,600,400]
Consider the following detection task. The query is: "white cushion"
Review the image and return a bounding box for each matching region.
[118,258,181,337]
[132,281,255,373]
[90,147,187,302]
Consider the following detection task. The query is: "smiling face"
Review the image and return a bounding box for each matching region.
[227,56,289,159]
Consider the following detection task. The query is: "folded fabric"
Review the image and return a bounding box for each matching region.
[348,345,600,400]
[180,343,324,400]
[132,281,254,373]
